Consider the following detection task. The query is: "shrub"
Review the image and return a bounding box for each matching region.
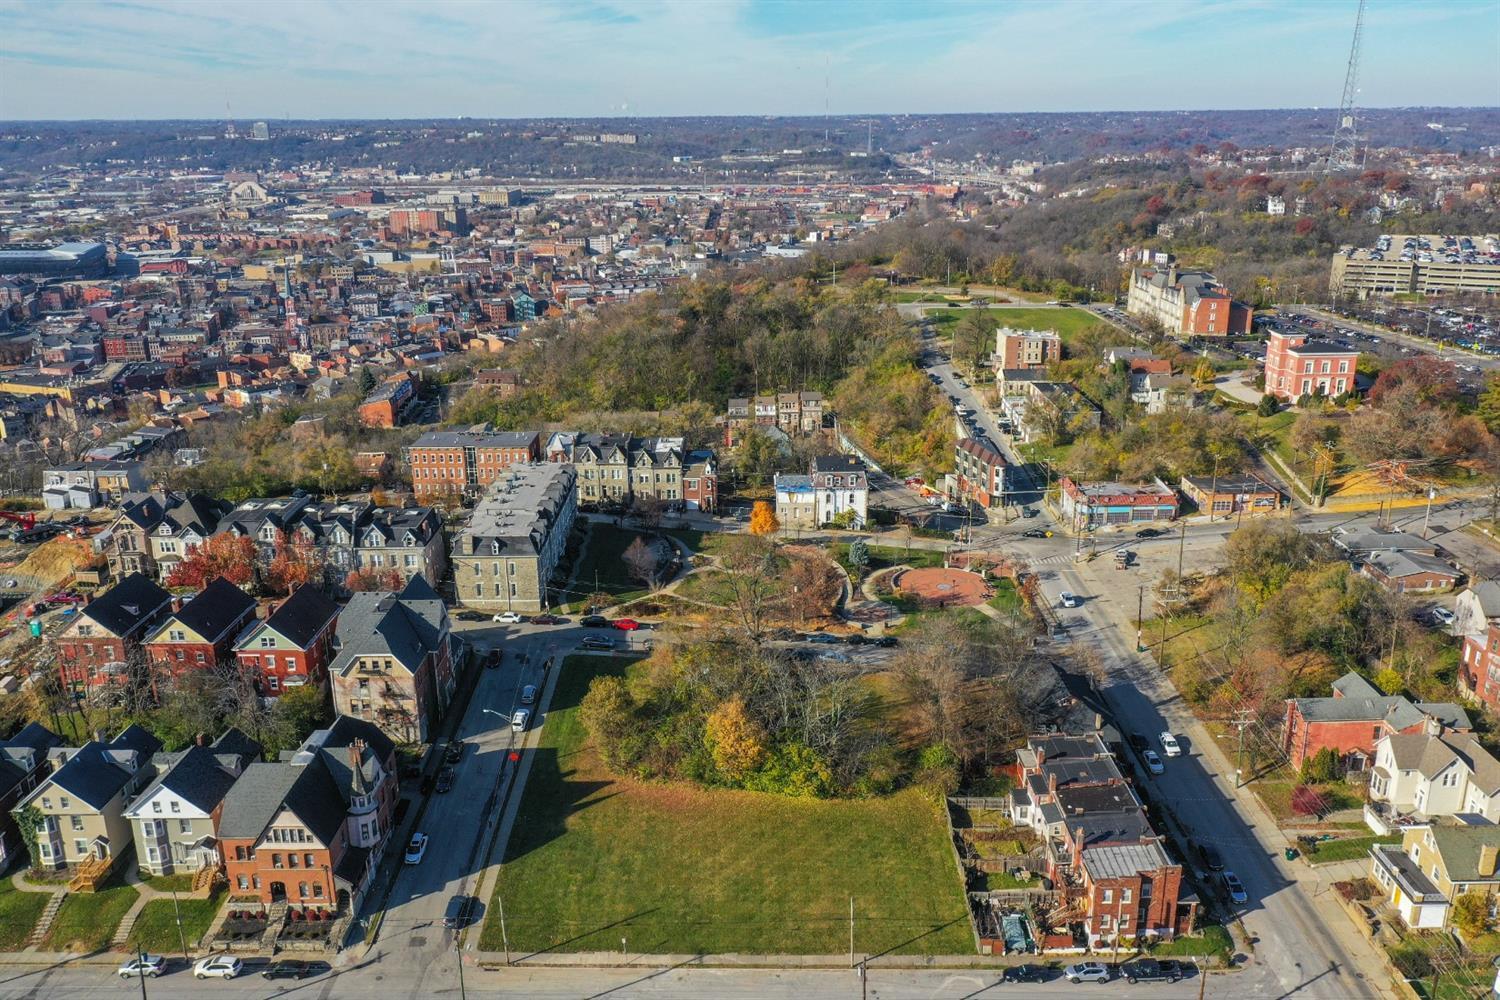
[1388,945,1433,981]
[1301,747,1341,783]
[746,741,834,798]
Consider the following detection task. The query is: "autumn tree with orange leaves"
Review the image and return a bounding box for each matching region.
[165,534,257,589]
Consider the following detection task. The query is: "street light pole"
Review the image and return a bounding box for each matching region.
[1423,488,1437,539]
[169,886,189,965]
[1136,585,1145,652]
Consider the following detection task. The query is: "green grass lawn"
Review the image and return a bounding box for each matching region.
[0,878,48,950]
[833,542,945,577]
[43,881,139,952]
[482,656,972,957]
[987,578,1021,616]
[136,872,196,893]
[572,523,656,605]
[125,890,224,955]
[1145,923,1233,959]
[1303,835,1399,864]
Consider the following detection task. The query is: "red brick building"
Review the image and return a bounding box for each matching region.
[55,574,174,695]
[143,577,258,682]
[218,717,397,913]
[357,373,417,429]
[1264,330,1359,403]
[405,429,542,501]
[1283,671,1472,771]
[102,335,150,362]
[1012,733,1195,947]
[233,585,340,698]
[1460,617,1500,712]
[996,328,1062,370]
[954,437,1009,509]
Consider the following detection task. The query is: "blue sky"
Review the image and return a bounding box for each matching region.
[0,0,1496,120]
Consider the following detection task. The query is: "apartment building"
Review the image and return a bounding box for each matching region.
[233,584,341,699]
[452,463,577,613]
[1369,720,1500,825]
[143,577,258,680]
[405,427,541,501]
[1011,733,1195,945]
[1263,330,1359,403]
[98,491,231,582]
[329,576,459,745]
[1283,671,1472,771]
[724,391,823,445]
[995,328,1062,370]
[1126,265,1252,337]
[0,723,64,871]
[54,573,175,695]
[565,433,718,513]
[1457,582,1500,711]
[42,460,148,510]
[357,372,418,428]
[954,438,1009,510]
[774,454,869,529]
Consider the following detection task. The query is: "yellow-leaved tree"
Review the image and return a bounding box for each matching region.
[705,696,767,782]
[748,500,779,536]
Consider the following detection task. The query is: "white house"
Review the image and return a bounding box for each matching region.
[1369,724,1500,824]
[809,455,868,529]
[123,731,260,876]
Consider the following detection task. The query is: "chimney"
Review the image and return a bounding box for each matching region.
[93,729,105,744]
[195,732,209,747]
[1480,844,1498,879]
[1423,714,1442,738]
[1048,772,1057,797]
[1036,748,1046,768]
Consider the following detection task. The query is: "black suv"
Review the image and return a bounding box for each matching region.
[1119,959,1189,984]
[261,960,331,980]
[580,615,610,628]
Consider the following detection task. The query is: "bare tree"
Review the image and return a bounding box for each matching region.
[716,535,785,642]
[622,537,661,589]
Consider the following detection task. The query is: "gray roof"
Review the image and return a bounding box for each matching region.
[1363,550,1460,582]
[1385,732,1500,795]
[330,575,447,678]
[1294,674,1471,732]
[1466,581,1500,619]
[456,463,575,559]
[1333,527,1436,556]
[1081,841,1173,880]
[409,427,538,449]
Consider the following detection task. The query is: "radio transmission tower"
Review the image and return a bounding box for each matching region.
[1327,0,1366,172]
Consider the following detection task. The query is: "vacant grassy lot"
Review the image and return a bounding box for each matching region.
[43,880,138,952]
[126,891,225,954]
[571,523,658,605]
[483,656,971,957]
[0,879,47,950]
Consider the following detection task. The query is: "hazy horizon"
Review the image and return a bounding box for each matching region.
[2,0,1497,121]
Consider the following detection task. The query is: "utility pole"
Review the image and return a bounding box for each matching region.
[169,887,189,965]
[849,896,855,966]
[1232,711,1255,787]
[1176,520,1186,581]
[1208,455,1221,523]
[497,890,511,964]
[1136,584,1145,652]
[1422,487,1437,539]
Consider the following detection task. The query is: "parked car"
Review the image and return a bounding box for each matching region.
[1430,606,1456,626]
[404,832,429,865]
[492,611,526,624]
[874,635,898,648]
[1120,958,1188,984]
[454,611,487,622]
[260,960,330,980]
[511,709,530,732]
[580,635,615,651]
[1127,734,1149,753]
[1021,506,1039,518]
[530,613,566,625]
[444,740,466,763]
[581,615,610,628]
[119,955,167,980]
[1064,962,1112,984]
[435,768,455,794]
[1159,732,1182,757]
[1059,591,1082,608]
[1001,964,1051,983]
[1143,749,1165,775]
[1199,843,1225,871]
[520,684,537,705]
[443,894,474,929]
[1136,527,1162,538]
[611,618,641,631]
[846,633,869,646]
[193,955,243,980]
[803,633,843,644]
[1021,529,1051,539]
[1222,870,1248,904]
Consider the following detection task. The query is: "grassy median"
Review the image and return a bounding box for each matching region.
[482,655,971,957]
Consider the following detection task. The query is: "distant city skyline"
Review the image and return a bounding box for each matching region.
[0,0,1496,121]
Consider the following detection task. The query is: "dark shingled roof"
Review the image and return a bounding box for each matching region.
[258,584,339,649]
[44,726,159,811]
[136,745,241,813]
[165,577,257,643]
[80,573,171,638]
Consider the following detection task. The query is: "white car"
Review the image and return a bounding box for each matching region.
[1430,607,1456,627]
[511,709,531,732]
[119,955,166,979]
[193,955,242,980]
[1059,591,1082,609]
[404,832,429,865]
[1160,732,1182,757]
[492,611,525,624]
[1064,962,1112,984]
[1142,749,1165,775]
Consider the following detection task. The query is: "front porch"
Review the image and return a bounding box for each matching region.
[1370,844,1450,929]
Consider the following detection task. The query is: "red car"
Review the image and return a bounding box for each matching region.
[611,618,641,631]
